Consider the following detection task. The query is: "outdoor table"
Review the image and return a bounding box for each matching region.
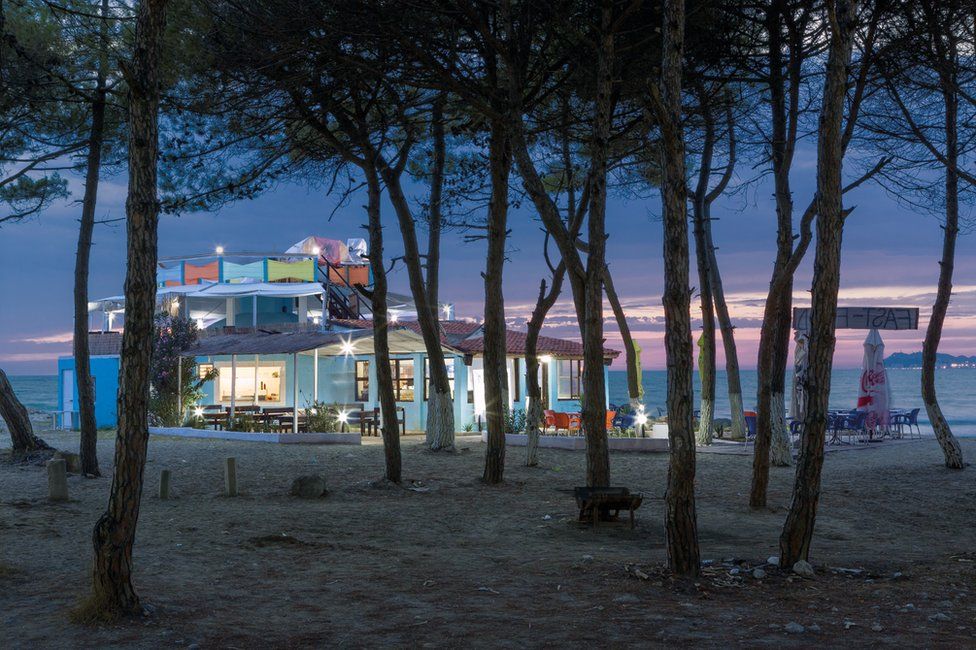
[202,412,228,430]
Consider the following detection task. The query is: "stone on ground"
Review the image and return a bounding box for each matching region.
[290,474,328,498]
[792,560,815,578]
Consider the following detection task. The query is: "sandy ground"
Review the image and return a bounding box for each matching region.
[1,430,975,648]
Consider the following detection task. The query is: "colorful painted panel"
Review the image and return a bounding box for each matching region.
[157,263,183,287]
[267,259,315,282]
[184,261,219,284]
[222,260,265,283]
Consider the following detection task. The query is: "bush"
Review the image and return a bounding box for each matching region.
[304,401,341,432]
[149,315,216,426]
[505,408,526,434]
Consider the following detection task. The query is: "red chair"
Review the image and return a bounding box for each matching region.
[552,412,570,434]
[543,409,557,434]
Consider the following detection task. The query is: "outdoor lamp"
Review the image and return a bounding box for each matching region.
[539,355,553,365]
[312,246,321,256]
[341,337,355,357]
[194,407,204,417]
[636,413,648,426]
[338,410,349,423]
[215,245,224,255]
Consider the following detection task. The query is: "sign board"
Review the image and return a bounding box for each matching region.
[792,307,919,332]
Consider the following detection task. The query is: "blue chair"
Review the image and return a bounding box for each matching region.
[894,408,922,438]
[789,419,804,439]
[744,411,757,438]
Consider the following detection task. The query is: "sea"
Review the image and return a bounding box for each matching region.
[606,368,976,435]
[9,368,976,435]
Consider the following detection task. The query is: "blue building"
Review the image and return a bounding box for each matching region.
[57,238,619,432]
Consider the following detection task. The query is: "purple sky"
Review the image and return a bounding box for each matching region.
[2,145,974,375]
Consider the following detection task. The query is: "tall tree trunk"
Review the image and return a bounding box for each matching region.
[482,119,511,484]
[425,96,445,315]
[699,99,746,442]
[923,74,964,469]
[382,163,455,451]
[751,1,797,507]
[659,0,700,577]
[603,270,640,406]
[579,0,613,488]
[524,266,564,466]
[366,170,402,483]
[1,367,51,452]
[691,110,716,447]
[88,0,167,617]
[779,0,857,567]
[706,231,746,441]
[75,0,110,478]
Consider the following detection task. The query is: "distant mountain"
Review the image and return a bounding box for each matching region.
[885,351,976,369]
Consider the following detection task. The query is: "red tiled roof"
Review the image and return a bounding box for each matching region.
[454,329,620,359]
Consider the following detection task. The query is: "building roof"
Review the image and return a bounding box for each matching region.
[454,329,621,359]
[331,319,619,359]
[88,331,123,356]
[182,327,453,357]
[331,318,482,347]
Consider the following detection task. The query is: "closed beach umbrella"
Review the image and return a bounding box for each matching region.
[791,330,809,422]
[857,328,892,428]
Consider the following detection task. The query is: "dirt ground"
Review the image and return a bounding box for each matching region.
[1,431,975,648]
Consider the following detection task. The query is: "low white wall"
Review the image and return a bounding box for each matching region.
[480,430,669,453]
[149,427,361,445]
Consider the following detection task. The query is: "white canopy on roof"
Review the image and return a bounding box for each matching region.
[160,282,325,299]
[89,282,326,313]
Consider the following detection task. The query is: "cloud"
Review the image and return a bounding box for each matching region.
[0,352,65,362]
[14,332,74,344]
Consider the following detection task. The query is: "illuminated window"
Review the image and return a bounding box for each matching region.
[217,362,283,403]
[424,358,455,400]
[390,359,415,402]
[355,360,369,402]
[557,359,582,400]
[198,363,214,380]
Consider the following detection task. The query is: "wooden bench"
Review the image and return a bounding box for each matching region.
[574,487,643,529]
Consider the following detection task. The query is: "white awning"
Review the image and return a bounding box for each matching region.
[90,282,326,312]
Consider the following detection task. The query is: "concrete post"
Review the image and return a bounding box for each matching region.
[292,352,299,434]
[224,457,238,496]
[230,354,237,421]
[176,356,182,423]
[47,459,68,501]
[313,348,319,403]
[253,354,260,406]
[159,469,171,499]
[226,297,236,327]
